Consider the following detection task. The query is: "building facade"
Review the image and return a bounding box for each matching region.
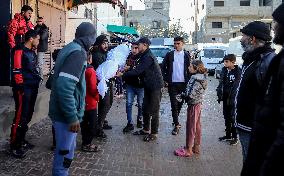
[190,0,284,44]
[126,0,170,37]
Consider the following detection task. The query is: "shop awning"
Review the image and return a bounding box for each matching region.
[67,0,125,10]
[107,25,139,36]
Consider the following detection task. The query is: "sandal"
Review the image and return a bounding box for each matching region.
[133,130,150,135]
[81,144,99,152]
[174,147,192,157]
[143,134,157,142]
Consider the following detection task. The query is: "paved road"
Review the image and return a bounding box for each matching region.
[0,77,242,176]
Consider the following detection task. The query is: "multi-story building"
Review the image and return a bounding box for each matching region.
[126,0,170,37]
[190,0,284,43]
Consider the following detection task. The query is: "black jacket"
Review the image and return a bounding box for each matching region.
[34,24,49,52]
[161,50,191,84]
[216,66,241,106]
[235,45,276,132]
[241,49,284,176]
[123,48,164,91]
[124,53,143,88]
[91,49,107,70]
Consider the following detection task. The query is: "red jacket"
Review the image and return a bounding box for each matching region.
[7,13,34,48]
[85,64,99,110]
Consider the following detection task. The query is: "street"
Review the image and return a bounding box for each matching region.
[0,77,242,176]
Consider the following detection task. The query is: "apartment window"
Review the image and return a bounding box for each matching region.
[152,2,163,9]
[259,0,272,6]
[202,4,205,9]
[240,0,250,6]
[214,1,224,6]
[233,33,237,38]
[212,22,222,28]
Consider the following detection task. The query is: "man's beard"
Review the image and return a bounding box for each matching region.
[100,47,108,53]
[24,16,30,21]
[241,40,254,52]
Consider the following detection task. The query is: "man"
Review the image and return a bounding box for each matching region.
[92,35,113,138]
[48,22,96,176]
[7,5,34,49]
[9,30,41,158]
[162,36,191,135]
[241,4,284,176]
[117,37,164,142]
[123,41,144,133]
[235,21,276,162]
[34,17,49,79]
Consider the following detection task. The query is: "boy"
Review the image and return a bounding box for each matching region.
[80,53,99,152]
[216,54,241,145]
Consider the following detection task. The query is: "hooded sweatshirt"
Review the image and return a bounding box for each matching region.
[7,13,34,48]
[183,73,208,105]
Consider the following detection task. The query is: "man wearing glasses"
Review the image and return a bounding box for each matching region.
[162,37,191,135]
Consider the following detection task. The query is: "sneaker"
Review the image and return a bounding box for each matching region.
[172,125,181,135]
[229,138,239,145]
[218,136,232,141]
[9,148,27,159]
[137,119,143,128]
[96,131,107,138]
[123,123,134,133]
[22,140,35,150]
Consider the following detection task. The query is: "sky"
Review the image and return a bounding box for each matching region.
[127,0,192,33]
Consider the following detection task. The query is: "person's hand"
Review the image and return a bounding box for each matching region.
[124,65,130,71]
[116,71,123,77]
[69,120,80,133]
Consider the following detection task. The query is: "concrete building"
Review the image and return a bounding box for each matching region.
[126,0,170,37]
[190,0,284,44]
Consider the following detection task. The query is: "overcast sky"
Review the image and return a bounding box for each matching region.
[127,0,191,33]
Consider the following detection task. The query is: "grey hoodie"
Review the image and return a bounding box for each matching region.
[184,73,208,105]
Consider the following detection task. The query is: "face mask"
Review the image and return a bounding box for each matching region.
[241,38,254,52]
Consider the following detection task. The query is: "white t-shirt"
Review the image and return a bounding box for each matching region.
[172,50,185,83]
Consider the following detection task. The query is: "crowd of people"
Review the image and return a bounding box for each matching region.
[5,3,284,176]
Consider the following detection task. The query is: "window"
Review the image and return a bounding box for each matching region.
[212,22,222,28]
[214,1,224,6]
[202,4,205,9]
[259,0,272,6]
[233,33,237,38]
[240,0,250,6]
[152,2,163,9]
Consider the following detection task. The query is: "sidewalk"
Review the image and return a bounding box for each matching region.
[0,77,242,176]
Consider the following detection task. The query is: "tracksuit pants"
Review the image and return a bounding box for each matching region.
[186,103,202,148]
[81,109,98,145]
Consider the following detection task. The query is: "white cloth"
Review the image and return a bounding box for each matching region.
[172,50,185,83]
[96,44,130,98]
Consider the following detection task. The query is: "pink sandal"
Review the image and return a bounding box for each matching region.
[174,148,192,157]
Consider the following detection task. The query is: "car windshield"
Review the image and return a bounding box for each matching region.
[204,49,225,58]
[150,48,171,58]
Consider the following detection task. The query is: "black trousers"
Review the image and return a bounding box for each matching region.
[143,89,162,134]
[98,82,113,131]
[80,109,98,145]
[10,86,38,149]
[223,102,237,138]
[168,82,186,125]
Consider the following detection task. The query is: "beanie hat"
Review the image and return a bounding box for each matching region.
[94,35,109,46]
[137,37,151,45]
[272,3,284,26]
[75,22,96,39]
[240,21,272,41]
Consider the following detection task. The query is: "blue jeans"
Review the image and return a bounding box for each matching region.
[126,85,144,124]
[52,121,77,176]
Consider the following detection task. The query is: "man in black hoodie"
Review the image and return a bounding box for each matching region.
[34,17,48,79]
[241,3,284,176]
[117,37,164,142]
[91,35,113,138]
[235,21,276,162]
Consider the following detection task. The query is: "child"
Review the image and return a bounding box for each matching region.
[216,54,241,145]
[80,53,100,152]
[174,60,208,157]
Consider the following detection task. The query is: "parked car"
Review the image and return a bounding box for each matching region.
[150,45,173,66]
